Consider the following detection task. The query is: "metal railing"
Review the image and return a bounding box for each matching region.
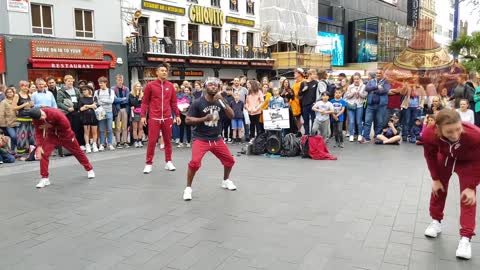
[127,36,271,60]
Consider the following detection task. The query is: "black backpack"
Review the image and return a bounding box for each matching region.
[280,133,301,157]
[252,133,268,155]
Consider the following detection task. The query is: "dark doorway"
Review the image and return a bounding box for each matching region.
[138,17,149,52]
[230,30,238,58]
[212,27,221,57]
[164,20,176,53]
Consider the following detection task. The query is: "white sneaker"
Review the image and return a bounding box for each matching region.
[424,220,442,238]
[160,144,165,150]
[85,144,92,153]
[36,178,51,188]
[183,187,192,201]
[80,145,86,151]
[92,143,99,153]
[108,144,115,151]
[221,179,237,190]
[87,170,95,179]
[175,138,180,144]
[139,141,144,148]
[456,237,472,259]
[165,161,176,171]
[186,143,191,148]
[357,135,363,142]
[99,145,105,151]
[349,135,354,142]
[177,143,184,148]
[143,164,152,174]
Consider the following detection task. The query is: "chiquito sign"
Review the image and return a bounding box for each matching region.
[189,5,224,27]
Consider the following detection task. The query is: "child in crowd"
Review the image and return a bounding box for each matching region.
[0,130,15,164]
[223,86,235,143]
[375,114,402,145]
[230,92,244,144]
[409,117,423,144]
[129,82,144,148]
[268,87,285,109]
[456,99,475,124]
[417,114,436,145]
[331,89,347,148]
[312,92,334,139]
[177,86,192,147]
[79,85,98,153]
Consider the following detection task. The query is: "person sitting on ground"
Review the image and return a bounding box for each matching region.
[456,99,475,124]
[0,130,15,164]
[409,117,423,144]
[375,114,402,145]
[312,92,334,140]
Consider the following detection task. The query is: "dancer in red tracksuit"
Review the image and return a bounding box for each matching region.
[182,77,236,201]
[422,109,480,259]
[28,108,95,188]
[141,62,181,174]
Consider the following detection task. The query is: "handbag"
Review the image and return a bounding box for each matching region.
[95,106,106,121]
[243,108,251,125]
[346,102,357,110]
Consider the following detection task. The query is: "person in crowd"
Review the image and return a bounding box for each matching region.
[94,76,116,151]
[12,81,35,155]
[426,96,445,115]
[268,87,285,109]
[232,77,249,140]
[452,74,475,109]
[79,85,98,153]
[32,78,57,109]
[312,92,334,139]
[259,83,272,133]
[474,85,480,126]
[77,80,87,88]
[338,77,348,96]
[112,74,130,148]
[192,80,203,101]
[141,62,181,174]
[425,83,437,109]
[387,82,403,126]
[177,85,192,148]
[418,114,436,145]
[28,108,95,188]
[57,75,84,147]
[129,82,144,148]
[299,69,319,135]
[401,84,425,142]
[87,81,95,89]
[0,84,5,102]
[0,86,18,153]
[439,87,452,109]
[172,83,182,144]
[0,130,15,164]
[362,69,391,143]
[261,76,269,86]
[291,68,305,131]
[46,77,59,103]
[316,70,329,99]
[231,92,244,144]
[408,117,423,144]
[222,86,234,143]
[245,80,264,140]
[344,73,367,142]
[29,82,37,94]
[375,113,402,145]
[331,89,347,148]
[422,109,480,260]
[183,77,236,201]
[280,78,294,104]
[456,99,475,124]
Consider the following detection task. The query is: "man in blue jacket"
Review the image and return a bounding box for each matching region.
[112,74,130,148]
[361,69,391,143]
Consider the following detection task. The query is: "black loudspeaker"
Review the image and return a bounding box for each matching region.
[266,131,282,154]
[162,37,173,46]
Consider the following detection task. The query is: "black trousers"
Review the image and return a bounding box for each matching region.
[68,111,85,146]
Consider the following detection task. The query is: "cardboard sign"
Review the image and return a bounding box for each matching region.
[263,108,290,130]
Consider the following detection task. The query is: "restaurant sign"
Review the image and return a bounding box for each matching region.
[226,16,255,27]
[141,0,185,15]
[189,5,224,27]
[172,70,204,77]
[31,41,104,60]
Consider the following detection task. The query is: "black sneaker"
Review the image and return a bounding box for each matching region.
[116,143,123,149]
[375,139,383,145]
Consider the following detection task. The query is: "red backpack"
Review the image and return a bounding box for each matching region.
[301,135,337,160]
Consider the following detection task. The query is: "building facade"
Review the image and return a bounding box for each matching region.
[434,0,454,48]
[0,0,128,87]
[420,0,436,26]
[124,0,272,84]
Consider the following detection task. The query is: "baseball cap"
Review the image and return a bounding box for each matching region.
[28,108,42,119]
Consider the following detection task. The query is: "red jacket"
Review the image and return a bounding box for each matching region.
[422,122,480,189]
[141,79,179,119]
[33,107,75,145]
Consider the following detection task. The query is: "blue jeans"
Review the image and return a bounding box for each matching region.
[401,107,420,138]
[347,106,364,136]
[3,127,16,152]
[302,105,316,135]
[99,112,113,145]
[0,153,15,163]
[363,104,387,140]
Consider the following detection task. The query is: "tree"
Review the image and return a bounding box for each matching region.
[449,32,480,72]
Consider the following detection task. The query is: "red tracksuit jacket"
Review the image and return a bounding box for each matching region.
[422,122,480,189]
[141,79,180,119]
[33,107,75,145]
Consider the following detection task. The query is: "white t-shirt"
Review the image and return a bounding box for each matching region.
[313,100,334,122]
[456,109,475,124]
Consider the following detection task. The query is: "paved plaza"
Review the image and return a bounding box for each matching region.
[0,142,478,270]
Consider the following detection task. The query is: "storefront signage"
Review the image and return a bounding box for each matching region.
[226,16,255,27]
[147,57,186,63]
[190,59,221,65]
[31,41,104,60]
[7,0,29,13]
[172,70,204,76]
[141,0,185,16]
[317,32,344,66]
[29,59,111,69]
[189,5,224,27]
[251,62,274,67]
[407,0,420,27]
[0,37,5,73]
[222,60,249,66]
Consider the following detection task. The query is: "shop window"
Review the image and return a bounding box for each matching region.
[435,25,442,35]
[31,3,53,35]
[230,0,238,11]
[74,9,94,38]
[211,0,220,7]
[247,0,255,15]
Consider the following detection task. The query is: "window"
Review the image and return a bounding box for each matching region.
[188,24,199,42]
[449,13,454,22]
[448,30,453,38]
[211,0,220,7]
[31,3,53,35]
[212,28,221,44]
[230,30,238,45]
[164,21,175,39]
[435,24,442,35]
[74,9,94,38]
[246,0,254,14]
[230,0,238,11]
[246,32,254,48]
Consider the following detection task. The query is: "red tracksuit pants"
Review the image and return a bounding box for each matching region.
[429,156,478,238]
[146,118,173,165]
[188,139,235,172]
[40,135,93,178]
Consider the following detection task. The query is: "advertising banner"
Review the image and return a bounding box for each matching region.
[317,32,344,66]
[357,39,378,62]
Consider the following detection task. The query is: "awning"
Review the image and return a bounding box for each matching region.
[29,58,111,69]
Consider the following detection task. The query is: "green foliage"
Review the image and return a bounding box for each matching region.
[448,32,480,72]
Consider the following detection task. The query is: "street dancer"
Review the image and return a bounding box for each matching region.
[422,109,480,259]
[141,62,181,174]
[182,77,236,201]
[28,108,95,188]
